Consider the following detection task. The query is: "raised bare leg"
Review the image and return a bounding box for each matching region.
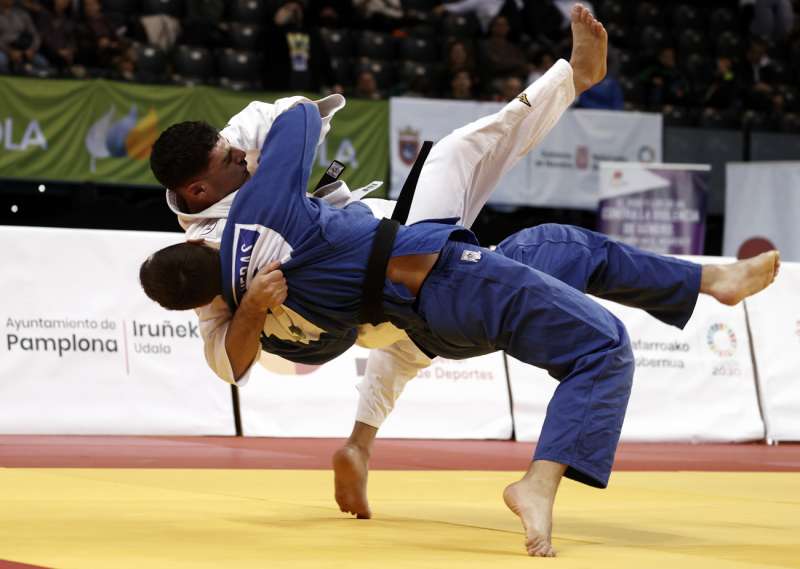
[333,421,376,519]
[701,250,781,306]
[503,460,567,557]
[570,4,608,96]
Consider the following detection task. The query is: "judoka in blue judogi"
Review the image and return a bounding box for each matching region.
[218,102,704,489]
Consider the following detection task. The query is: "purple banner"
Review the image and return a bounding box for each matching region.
[598,164,709,255]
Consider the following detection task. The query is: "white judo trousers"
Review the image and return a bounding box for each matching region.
[355,59,575,426]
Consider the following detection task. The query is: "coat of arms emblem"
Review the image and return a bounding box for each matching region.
[398,126,420,166]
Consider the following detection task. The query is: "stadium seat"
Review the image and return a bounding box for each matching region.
[709,8,737,36]
[678,29,706,56]
[172,45,213,84]
[639,26,667,54]
[103,0,139,14]
[228,0,263,23]
[599,0,626,26]
[619,76,643,106]
[716,31,742,58]
[672,4,702,30]
[142,0,182,17]
[742,110,775,132]
[357,31,395,61]
[319,28,354,59]
[663,106,696,127]
[605,21,627,47]
[618,50,639,76]
[133,43,168,83]
[780,113,800,133]
[329,56,353,86]
[682,52,712,82]
[228,23,261,51]
[442,13,479,37]
[398,61,442,86]
[356,60,394,91]
[399,36,438,63]
[699,108,737,129]
[216,48,262,83]
[636,2,662,27]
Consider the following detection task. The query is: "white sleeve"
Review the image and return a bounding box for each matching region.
[355,338,432,428]
[196,296,259,386]
[220,94,346,151]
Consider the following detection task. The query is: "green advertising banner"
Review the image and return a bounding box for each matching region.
[0,77,389,194]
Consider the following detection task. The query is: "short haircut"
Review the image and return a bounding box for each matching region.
[140,242,222,310]
[150,121,219,189]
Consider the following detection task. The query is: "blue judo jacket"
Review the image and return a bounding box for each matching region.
[219,103,474,365]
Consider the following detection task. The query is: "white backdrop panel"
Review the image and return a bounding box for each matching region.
[390,97,661,209]
[509,257,764,442]
[0,226,235,435]
[239,347,512,439]
[724,162,800,262]
[745,261,800,441]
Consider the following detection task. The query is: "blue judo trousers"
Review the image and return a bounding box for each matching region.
[220,102,704,490]
[394,224,702,488]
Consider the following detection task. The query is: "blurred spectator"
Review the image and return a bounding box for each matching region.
[264,0,339,92]
[495,74,523,101]
[353,68,380,99]
[576,75,624,110]
[435,0,524,34]
[181,0,225,47]
[446,39,476,77]
[751,0,794,40]
[308,0,353,28]
[638,47,690,109]
[38,0,83,75]
[704,56,738,109]
[82,0,134,78]
[448,70,475,99]
[0,0,49,73]
[740,38,777,110]
[526,47,555,84]
[479,15,527,83]
[352,0,402,31]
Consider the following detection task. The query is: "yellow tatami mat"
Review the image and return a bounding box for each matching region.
[1,469,798,569]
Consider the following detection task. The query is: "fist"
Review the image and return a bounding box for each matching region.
[243,261,287,312]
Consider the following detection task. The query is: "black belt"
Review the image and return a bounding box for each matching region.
[360,141,433,325]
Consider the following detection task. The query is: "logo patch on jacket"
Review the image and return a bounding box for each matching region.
[460,250,482,263]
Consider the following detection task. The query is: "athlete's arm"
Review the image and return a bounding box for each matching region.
[225,261,287,380]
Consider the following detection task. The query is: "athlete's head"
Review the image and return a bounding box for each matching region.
[140,242,222,310]
[150,121,250,214]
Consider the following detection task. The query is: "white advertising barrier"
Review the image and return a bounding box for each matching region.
[0,226,235,435]
[390,97,661,210]
[745,261,800,441]
[239,346,512,439]
[724,162,800,262]
[509,257,764,442]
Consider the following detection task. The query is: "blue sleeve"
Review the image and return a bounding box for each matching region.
[259,329,357,365]
[251,102,321,200]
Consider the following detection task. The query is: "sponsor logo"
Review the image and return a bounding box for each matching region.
[0,117,47,151]
[398,126,420,166]
[85,104,159,172]
[575,145,589,170]
[516,93,531,107]
[707,323,737,358]
[638,145,656,162]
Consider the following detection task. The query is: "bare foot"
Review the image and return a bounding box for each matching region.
[503,480,556,557]
[702,250,780,306]
[569,4,608,96]
[333,444,372,519]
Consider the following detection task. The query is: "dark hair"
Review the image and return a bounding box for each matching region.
[140,242,222,310]
[150,121,219,189]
